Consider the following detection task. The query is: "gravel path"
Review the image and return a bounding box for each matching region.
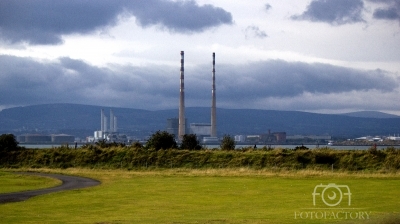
[0,172,100,204]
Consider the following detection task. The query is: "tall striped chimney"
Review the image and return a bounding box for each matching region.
[178,51,185,139]
[211,52,217,137]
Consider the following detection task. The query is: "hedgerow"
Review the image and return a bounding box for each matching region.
[1,145,400,171]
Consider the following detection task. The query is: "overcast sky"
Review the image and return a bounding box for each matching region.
[1,0,399,115]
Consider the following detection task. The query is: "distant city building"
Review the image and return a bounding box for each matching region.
[94,131,103,141]
[355,136,383,142]
[202,137,219,144]
[286,135,331,140]
[106,133,128,143]
[86,136,95,142]
[234,135,246,143]
[260,132,286,143]
[387,135,400,141]
[190,123,211,137]
[234,132,286,144]
[18,134,75,144]
[246,135,261,143]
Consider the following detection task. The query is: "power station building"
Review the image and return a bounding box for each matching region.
[17,134,75,144]
[93,109,125,142]
[189,123,211,137]
[166,118,187,138]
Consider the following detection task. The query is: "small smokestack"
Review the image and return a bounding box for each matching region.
[114,116,117,133]
[104,116,108,133]
[211,52,217,137]
[101,109,105,132]
[178,51,185,139]
[110,109,114,132]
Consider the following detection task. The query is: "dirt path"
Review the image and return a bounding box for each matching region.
[0,172,100,204]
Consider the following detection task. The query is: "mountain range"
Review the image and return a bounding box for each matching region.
[0,104,399,139]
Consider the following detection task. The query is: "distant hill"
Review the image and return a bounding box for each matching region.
[1,104,400,139]
[341,111,399,119]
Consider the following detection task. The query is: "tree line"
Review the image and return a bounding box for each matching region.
[0,132,236,151]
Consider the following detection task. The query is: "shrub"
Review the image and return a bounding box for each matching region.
[0,134,19,151]
[294,145,309,151]
[220,135,235,150]
[146,131,177,150]
[181,134,202,150]
[368,144,378,154]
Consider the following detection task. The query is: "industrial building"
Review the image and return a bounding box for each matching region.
[51,134,75,143]
[260,132,287,143]
[202,137,219,144]
[17,134,75,144]
[234,132,287,144]
[92,109,126,143]
[190,123,211,138]
[234,135,246,143]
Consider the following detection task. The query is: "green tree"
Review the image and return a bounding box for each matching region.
[220,135,235,150]
[146,131,177,150]
[181,134,202,150]
[0,134,19,151]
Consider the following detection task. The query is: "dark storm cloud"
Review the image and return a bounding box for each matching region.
[215,60,398,101]
[0,0,123,45]
[368,0,400,20]
[0,0,233,45]
[0,55,108,104]
[374,7,400,19]
[129,0,233,33]
[0,55,178,108]
[1,55,397,110]
[291,0,365,25]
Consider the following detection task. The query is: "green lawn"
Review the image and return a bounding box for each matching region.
[0,169,399,224]
[0,171,61,194]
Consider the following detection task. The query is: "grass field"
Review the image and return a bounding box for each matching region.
[0,168,399,224]
[0,171,61,194]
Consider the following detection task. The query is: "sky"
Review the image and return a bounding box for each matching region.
[0,0,399,115]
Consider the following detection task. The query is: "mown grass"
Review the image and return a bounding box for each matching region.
[0,171,61,194]
[0,168,399,224]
